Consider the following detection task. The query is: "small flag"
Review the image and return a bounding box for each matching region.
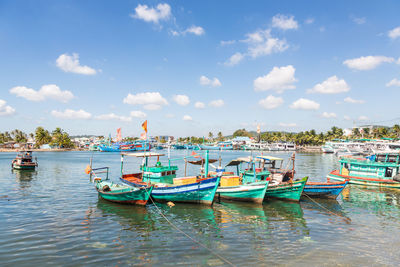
[257,124,261,134]
[116,128,122,142]
[85,165,92,174]
[142,120,148,133]
[140,132,147,140]
[191,151,200,158]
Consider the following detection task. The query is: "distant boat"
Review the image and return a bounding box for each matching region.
[98,141,151,152]
[12,151,37,170]
[303,180,348,199]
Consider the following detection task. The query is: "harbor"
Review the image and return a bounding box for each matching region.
[2,150,400,265]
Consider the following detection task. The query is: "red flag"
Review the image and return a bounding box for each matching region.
[142,120,148,133]
[191,151,200,158]
[116,128,122,142]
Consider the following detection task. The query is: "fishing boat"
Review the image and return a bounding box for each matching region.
[327,152,400,188]
[11,151,38,170]
[86,166,153,205]
[258,155,308,202]
[303,180,348,199]
[120,152,220,205]
[98,140,151,152]
[214,157,270,204]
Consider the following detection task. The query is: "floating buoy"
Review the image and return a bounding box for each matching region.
[167,201,175,207]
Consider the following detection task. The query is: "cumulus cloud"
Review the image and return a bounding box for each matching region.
[290,98,320,110]
[224,52,244,66]
[95,113,132,122]
[344,97,365,104]
[386,78,400,87]
[271,14,299,30]
[343,56,394,70]
[131,3,171,24]
[123,92,168,110]
[130,110,147,118]
[209,99,224,107]
[321,112,337,118]
[56,53,96,75]
[259,95,284,109]
[307,76,350,94]
[173,94,190,106]
[358,115,369,121]
[0,99,15,116]
[194,101,205,109]
[279,122,297,127]
[254,65,297,93]
[10,84,74,102]
[183,115,192,121]
[199,76,221,87]
[171,25,205,36]
[352,16,366,25]
[245,29,289,58]
[388,26,400,39]
[51,109,92,119]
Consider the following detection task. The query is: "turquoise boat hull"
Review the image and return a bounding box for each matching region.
[216,181,269,204]
[96,181,153,205]
[264,177,308,202]
[327,170,400,188]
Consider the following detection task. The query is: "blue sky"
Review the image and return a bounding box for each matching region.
[1,0,400,137]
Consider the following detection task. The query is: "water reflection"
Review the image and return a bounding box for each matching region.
[301,198,351,224]
[13,169,37,188]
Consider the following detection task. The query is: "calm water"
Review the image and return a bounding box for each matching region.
[1,150,400,266]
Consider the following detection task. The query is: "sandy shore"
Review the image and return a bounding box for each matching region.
[0,148,88,152]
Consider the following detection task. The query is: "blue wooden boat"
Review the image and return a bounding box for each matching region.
[302,180,348,199]
[98,141,151,152]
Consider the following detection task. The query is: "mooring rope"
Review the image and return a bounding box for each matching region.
[302,193,351,223]
[143,187,236,267]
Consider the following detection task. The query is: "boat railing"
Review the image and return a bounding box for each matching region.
[90,167,109,180]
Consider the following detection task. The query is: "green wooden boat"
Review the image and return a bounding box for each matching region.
[12,151,37,170]
[256,155,308,202]
[327,152,400,188]
[215,157,270,204]
[88,166,153,205]
[120,151,220,205]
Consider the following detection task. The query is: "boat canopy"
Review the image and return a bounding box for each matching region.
[122,152,165,157]
[225,157,260,166]
[188,159,218,165]
[256,155,284,162]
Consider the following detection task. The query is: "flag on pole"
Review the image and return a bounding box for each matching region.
[191,151,200,158]
[140,132,147,140]
[257,124,261,134]
[142,120,148,133]
[116,128,122,142]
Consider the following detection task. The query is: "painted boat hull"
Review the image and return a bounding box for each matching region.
[303,180,348,199]
[96,182,152,205]
[12,163,36,170]
[264,177,308,202]
[216,181,269,204]
[327,170,400,188]
[121,177,220,205]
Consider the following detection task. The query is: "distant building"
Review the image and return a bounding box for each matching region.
[353,125,390,131]
[158,136,174,142]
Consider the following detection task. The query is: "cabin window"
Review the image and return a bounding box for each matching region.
[172,171,176,175]
[162,172,166,176]
[386,168,393,178]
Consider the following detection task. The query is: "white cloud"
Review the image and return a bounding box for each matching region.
[130,110,147,118]
[220,40,236,46]
[0,99,15,116]
[344,97,365,104]
[352,16,366,25]
[290,98,320,110]
[386,78,400,87]
[258,95,284,109]
[183,115,192,121]
[307,76,350,94]
[388,26,400,39]
[131,3,171,24]
[254,65,297,93]
[56,53,96,75]
[199,76,221,87]
[51,109,92,119]
[272,14,299,30]
[95,113,132,122]
[209,99,224,107]
[185,25,205,36]
[305,18,314,24]
[358,115,369,121]
[173,94,190,106]
[123,92,168,110]
[344,115,351,121]
[194,101,205,109]
[343,56,394,70]
[321,112,337,118]
[10,84,74,102]
[224,52,244,66]
[245,29,289,58]
[279,122,297,127]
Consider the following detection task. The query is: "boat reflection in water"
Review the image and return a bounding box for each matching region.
[13,169,37,188]
[300,197,351,224]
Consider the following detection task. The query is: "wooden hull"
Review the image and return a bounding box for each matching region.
[96,183,153,205]
[12,163,36,170]
[216,181,269,203]
[303,180,348,199]
[327,170,400,188]
[121,177,220,205]
[264,177,308,202]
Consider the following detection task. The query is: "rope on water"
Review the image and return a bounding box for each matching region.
[302,193,352,223]
[143,187,236,267]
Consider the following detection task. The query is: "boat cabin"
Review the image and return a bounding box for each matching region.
[12,150,38,170]
[225,157,270,184]
[256,155,295,185]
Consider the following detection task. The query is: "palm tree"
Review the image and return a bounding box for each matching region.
[392,124,400,138]
[217,132,223,141]
[208,132,213,140]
